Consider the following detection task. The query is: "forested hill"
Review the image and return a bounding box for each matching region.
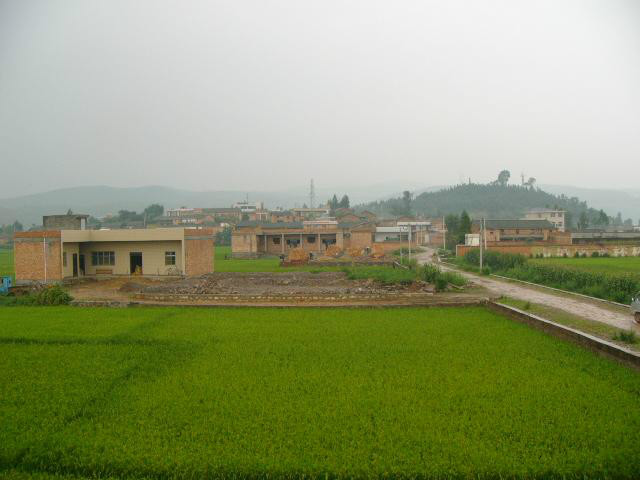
[361,183,612,228]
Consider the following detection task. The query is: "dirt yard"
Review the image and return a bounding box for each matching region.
[67,272,488,306]
[138,272,430,296]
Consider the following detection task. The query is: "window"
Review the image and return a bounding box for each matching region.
[91,251,115,266]
[273,237,281,245]
[307,236,316,243]
[165,251,176,265]
[63,252,67,267]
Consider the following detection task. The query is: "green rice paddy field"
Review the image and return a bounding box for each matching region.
[1,306,640,478]
[530,256,640,275]
[0,248,13,282]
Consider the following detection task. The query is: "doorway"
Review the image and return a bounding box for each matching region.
[129,252,143,275]
[78,254,85,276]
[72,253,78,277]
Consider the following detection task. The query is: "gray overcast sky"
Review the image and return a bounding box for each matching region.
[1,0,639,197]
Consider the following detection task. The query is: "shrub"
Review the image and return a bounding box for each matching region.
[434,277,448,292]
[592,251,600,258]
[34,285,73,305]
[481,266,491,276]
[612,330,638,344]
[463,250,526,271]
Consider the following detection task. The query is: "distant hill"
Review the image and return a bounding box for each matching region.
[0,182,427,226]
[361,183,614,227]
[540,185,640,222]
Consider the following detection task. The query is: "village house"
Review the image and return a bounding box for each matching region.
[231,220,376,257]
[231,217,434,258]
[471,219,556,243]
[14,224,215,285]
[522,208,566,232]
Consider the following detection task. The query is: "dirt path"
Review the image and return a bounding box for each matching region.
[416,250,639,332]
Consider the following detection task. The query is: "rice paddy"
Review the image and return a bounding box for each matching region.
[1,306,639,478]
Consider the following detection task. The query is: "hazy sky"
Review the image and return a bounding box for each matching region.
[1,0,639,197]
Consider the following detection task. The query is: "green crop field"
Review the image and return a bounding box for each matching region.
[215,245,284,272]
[530,256,640,275]
[1,306,640,478]
[0,247,13,282]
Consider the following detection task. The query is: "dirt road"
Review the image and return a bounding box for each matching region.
[416,250,639,331]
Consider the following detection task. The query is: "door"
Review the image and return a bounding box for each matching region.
[78,254,85,276]
[72,253,78,277]
[129,252,143,275]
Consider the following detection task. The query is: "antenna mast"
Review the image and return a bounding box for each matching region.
[309,179,315,209]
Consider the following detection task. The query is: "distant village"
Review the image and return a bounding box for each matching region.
[4,187,640,287]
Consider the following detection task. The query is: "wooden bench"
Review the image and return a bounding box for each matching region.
[95,269,113,275]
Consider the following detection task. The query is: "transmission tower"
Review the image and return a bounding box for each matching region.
[309,179,315,209]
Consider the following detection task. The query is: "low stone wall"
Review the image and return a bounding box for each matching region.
[134,292,437,303]
[488,302,640,370]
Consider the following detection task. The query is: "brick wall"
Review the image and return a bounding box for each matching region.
[232,232,256,255]
[43,215,84,230]
[350,231,374,249]
[14,231,63,284]
[184,237,215,275]
[456,244,640,258]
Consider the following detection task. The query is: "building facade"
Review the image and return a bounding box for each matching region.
[14,227,215,285]
[523,209,566,232]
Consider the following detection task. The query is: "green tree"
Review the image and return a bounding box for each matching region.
[338,195,350,209]
[458,210,472,245]
[144,204,164,219]
[577,212,589,230]
[401,190,412,216]
[593,209,609,226]
[444,213,460,251]
[215,226,232,246]
[614,212,623,226]
[496,170,511,186]
[12,220,23,232]
[328,194,339,215]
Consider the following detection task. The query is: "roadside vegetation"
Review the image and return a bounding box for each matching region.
[530,255,640,275]
[458,250,640,304]
[1,306,639,478]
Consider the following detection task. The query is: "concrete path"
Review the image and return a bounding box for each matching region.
[415,249,639,332]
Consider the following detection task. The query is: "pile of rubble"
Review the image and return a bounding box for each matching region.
[137,272,432,296]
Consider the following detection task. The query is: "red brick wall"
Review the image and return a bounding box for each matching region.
[14,231,63,284]
[184,237,215,275]
[456,244,640,258]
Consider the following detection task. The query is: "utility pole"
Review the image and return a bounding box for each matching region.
[479,218,484,270]
[408,225,412,262]
[442,216,446,251]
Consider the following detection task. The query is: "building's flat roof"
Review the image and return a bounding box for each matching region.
[526,208,566,213]
[57,228,213,243]
[480,219,554,229]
